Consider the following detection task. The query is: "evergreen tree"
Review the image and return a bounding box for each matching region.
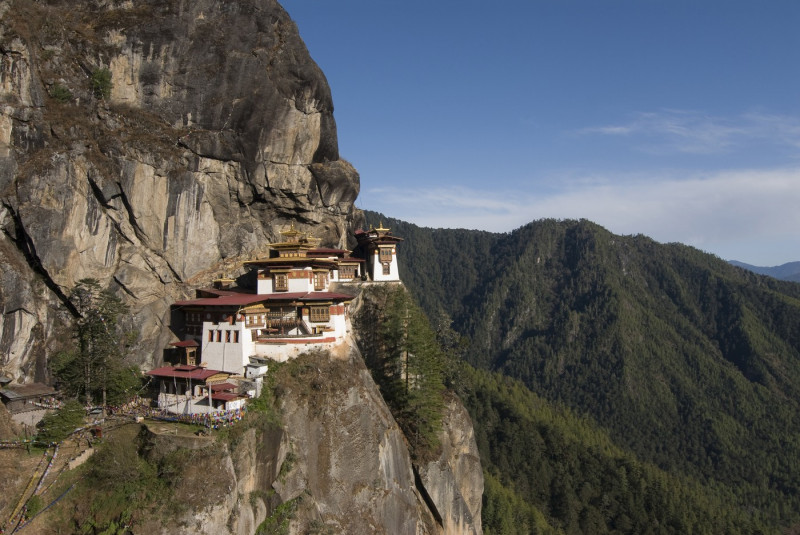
[357,286,445,457]
[36,400,84,443]
[51,279,140,407]
[380,287,445,453]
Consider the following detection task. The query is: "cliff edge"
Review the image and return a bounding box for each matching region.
[0,0,360,382]
[36,347,482,534]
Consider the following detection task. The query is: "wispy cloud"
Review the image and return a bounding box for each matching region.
[360,167,800,265]
[579,110,800,156]
[741,112,800,150]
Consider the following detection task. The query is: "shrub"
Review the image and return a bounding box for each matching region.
[256,496,301,535]
[82,426,167,530]
[247,367,281,424]
[25,495,44,518]
[36,400,84,443]
[50,83,72,102]
[91,68,112,99]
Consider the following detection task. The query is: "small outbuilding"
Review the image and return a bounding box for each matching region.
[147,365,247,415]
[0,383,58,414]
[0,383,60,427]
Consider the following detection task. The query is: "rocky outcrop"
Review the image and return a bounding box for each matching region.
[0,2,485,532]
[272,347,439,534]
[129,348,482,535]
[136,420,286,535]
[417,397,484,535]
[349,284,484,534]
[0,0,361,382]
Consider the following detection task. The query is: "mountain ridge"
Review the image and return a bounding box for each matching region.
[364,210,800,532]
[729,260,800,282]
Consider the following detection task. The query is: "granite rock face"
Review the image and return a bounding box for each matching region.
[417,397,484,535]
[0,3,485,533]
[273,347,440,534]
[0,0,361,381]
[129,348,482,535]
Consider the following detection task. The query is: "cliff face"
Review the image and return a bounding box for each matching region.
[417,398,484,535]
[0,0,360,382]
[272,347,440,534]
[131,348,482,535]
[1,3,485,532]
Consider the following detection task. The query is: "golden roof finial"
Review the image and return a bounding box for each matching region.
[375,221,390,233]
[280,222,303,242]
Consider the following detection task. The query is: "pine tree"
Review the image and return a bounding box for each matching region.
[51,279,140,408]
[379,287,445,455]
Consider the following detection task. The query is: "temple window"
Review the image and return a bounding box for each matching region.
[340,265,357,279]
[246,314,264,328]
[379,248,393,262]
[314,272,327,290]
[310,306,330,322]
[274,273,288,291]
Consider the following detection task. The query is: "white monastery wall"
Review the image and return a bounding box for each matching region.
[200,321,249,374]
[256,278,273,294]
[288,269,314,292]
[157,393,245,415]
[371,251,400,282]
[253,339,345,363]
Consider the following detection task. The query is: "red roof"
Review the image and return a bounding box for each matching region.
[173,294,270,307]
[268,292,310,300]
[173,292,352,308]
[303,292,353,301]
[211,392,245,402]
[147,365,224,381]
[170,340,199,348]
[210,382,237,392]
[263,291,352,302]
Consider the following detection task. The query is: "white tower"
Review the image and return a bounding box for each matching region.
[355,223,403,282]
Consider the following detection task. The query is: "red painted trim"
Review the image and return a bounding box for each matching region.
[256,337,337,345]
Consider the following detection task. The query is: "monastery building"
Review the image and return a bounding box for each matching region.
[147,224,402,414]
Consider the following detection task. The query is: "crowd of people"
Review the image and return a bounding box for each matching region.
[108,397,247,429]
[137,406,246,429]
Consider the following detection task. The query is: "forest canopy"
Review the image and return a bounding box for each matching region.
[364,211,800,533]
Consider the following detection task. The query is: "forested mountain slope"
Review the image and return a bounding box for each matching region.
[364,211,800,532]
[458,367,770,534]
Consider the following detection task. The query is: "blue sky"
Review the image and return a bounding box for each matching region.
[281,0,800,266]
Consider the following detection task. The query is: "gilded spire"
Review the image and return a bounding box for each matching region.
[280,222,303,242]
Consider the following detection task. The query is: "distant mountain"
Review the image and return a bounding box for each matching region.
[365,211,800,533]
[730,260,800,282]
